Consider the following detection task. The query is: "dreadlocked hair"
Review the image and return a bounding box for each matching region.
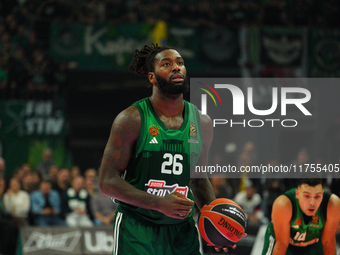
[128,44,175,76]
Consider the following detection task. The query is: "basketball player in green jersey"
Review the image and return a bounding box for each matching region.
[262,178,340,255]
[98,44,233,254]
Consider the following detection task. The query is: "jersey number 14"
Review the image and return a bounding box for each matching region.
[293,231,306,241]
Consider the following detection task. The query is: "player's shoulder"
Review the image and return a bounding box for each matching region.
[327,193,340,215]
[198,110,213,128]
[273,194,293,210]
[115,105,141,123]
[111,105,141,136]
[272,195,293,221]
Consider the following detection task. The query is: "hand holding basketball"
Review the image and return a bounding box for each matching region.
[198,198,247,250]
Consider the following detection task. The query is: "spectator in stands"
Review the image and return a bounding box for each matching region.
[70,165,81,182]
[5,14,18,38]
[286,148,310,189]
[62,176,93,227]
[0,176,18,255]
[105,0,127,24]
[19,163,32,180]
[0,54,9,99]
[0,178,4,201]
[77,0,104,24]
[0,177,8,215]
[11,24,28,48]
[48,164,59,183]
[35,148,55,180]
[52,167,71,197]
[27,49,49,97]
[23,30,40,63]
[262,0,290,26]
[90,191,117,226]
[32,171,42,189]
[0,157,6,180]
[12,167,26,185]
[85,168,99,191]
[6,46,31,99]
[37,0,68,21]
[22,172,38,194]
[321,0,340,28]
[210,173,234,199]
[30,180,66,226]
[3,177,30,227]
[85,177,97,197]
[53,60,69,99]
[234,179,265,226]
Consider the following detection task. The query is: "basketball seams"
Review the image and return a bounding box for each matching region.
[202,216,234,243]
[209,198,245,213]
[198,214,215,246]
[200,211,245,233]
[201,204,246,229]
[198,198,247,247]
[201,202,246,215]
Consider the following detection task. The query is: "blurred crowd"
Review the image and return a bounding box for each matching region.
[0,150,117,254]
[1,0,338,27]
[1,142,340,228]
[209,141,340,227]
[1,0,340,100]
[1,141,340,253]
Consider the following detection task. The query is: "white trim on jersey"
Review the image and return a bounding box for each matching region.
[265,235,275,255]
[113,212,123,255]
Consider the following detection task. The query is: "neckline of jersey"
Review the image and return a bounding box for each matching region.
[146,97,188,132]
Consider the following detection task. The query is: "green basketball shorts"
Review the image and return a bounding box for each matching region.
[112,207,201,255]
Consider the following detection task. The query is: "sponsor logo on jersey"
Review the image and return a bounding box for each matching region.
[149,125,159,136]
[311,215,319,224]
[189,123,197,137]
[289,238,319,247]
[149,137,158,144]
[188,139,199,144]
[145,179,188,197]
[296,218,302,225]
[292,225,299,229]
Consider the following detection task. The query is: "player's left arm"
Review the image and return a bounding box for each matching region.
[190,112,215,210]
[322,193,340,255]
[191,113,238,253]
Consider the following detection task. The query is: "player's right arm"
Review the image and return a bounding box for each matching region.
[271,195,292,255]
[98,106,193,219]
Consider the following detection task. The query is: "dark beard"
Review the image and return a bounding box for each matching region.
[155,74,189,96]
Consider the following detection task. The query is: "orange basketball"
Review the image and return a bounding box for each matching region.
[198,198,247,247]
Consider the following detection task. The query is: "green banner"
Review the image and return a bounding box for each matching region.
[50,22,154,71]
[50,22,240,73]
[250,26,305,67]
[0,100,68,176]
[309,28,340,77]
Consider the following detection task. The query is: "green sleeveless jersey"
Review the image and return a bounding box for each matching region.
[118,97,203,225]
[284,188,331,248]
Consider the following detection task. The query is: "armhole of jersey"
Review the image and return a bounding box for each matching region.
[321,191,331,221]
[283,192,295,222]
[188,101,203,142]
[132,101,145,153]
[194,104,203,142]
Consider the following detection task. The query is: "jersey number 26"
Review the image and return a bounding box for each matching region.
[161,153,183,175]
